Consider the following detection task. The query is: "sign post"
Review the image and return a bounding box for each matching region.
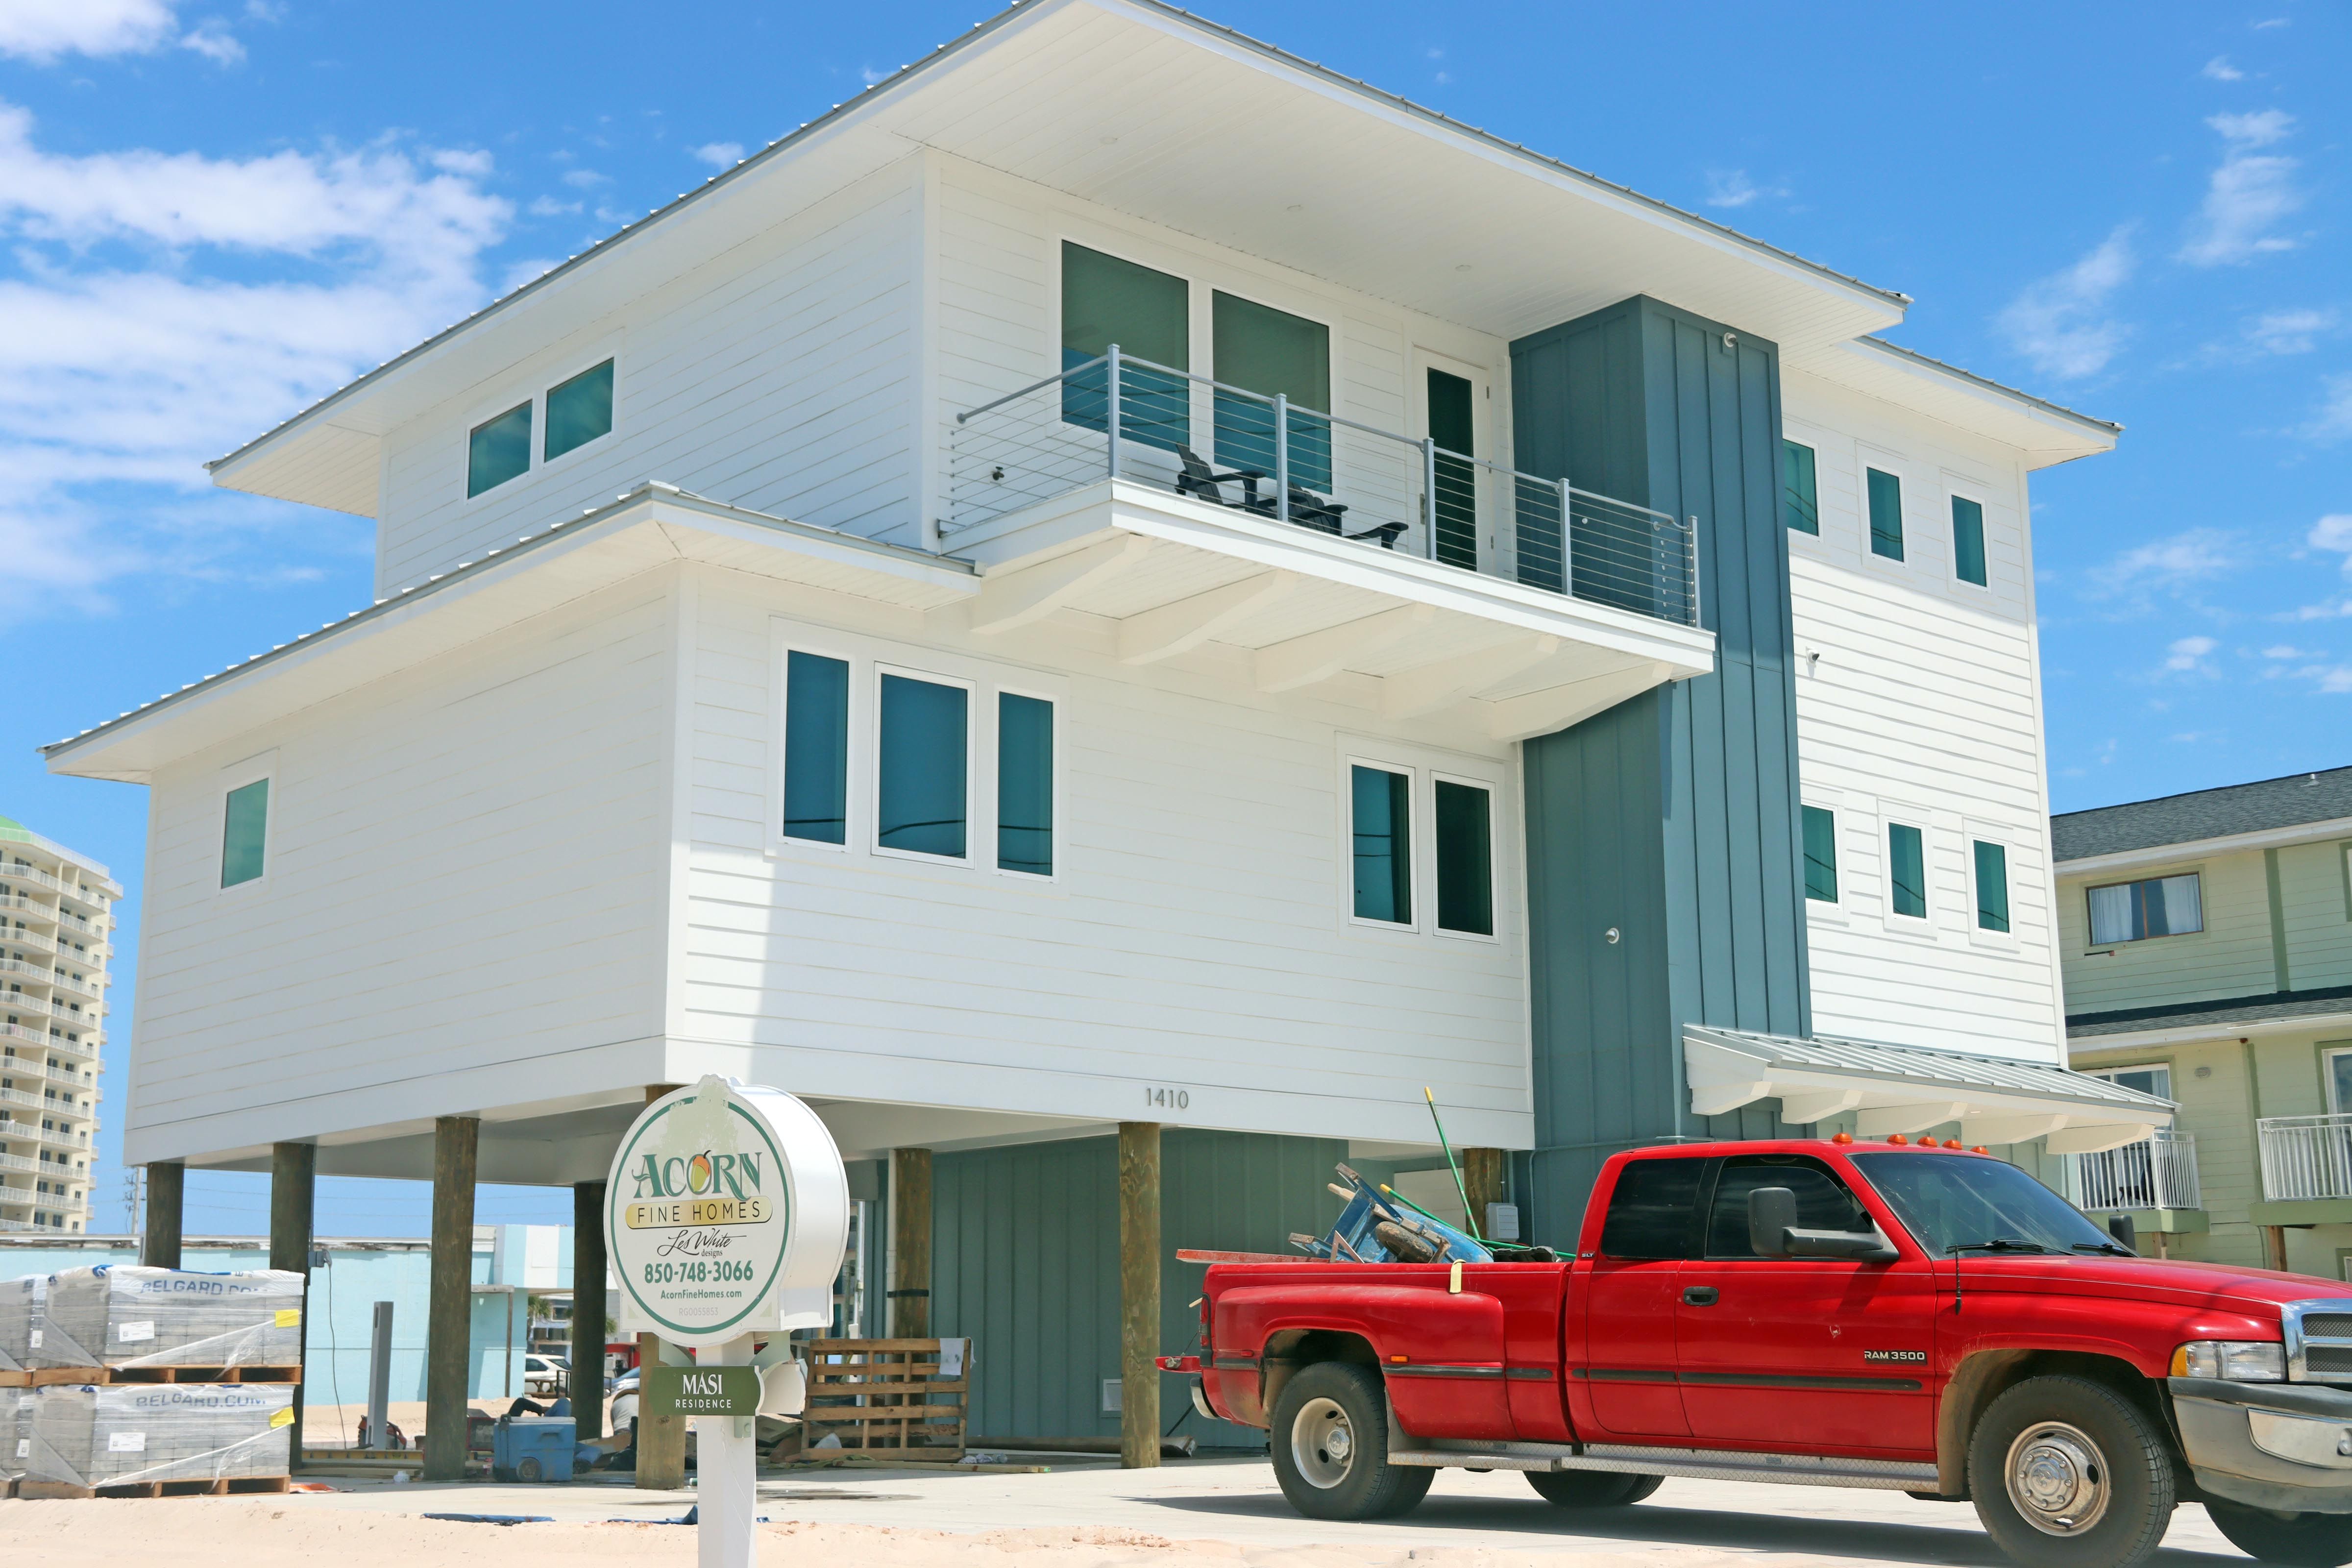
[606,1076,849,1568]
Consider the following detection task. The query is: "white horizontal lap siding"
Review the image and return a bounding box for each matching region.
[124,580,676,1152]
[679,578,1527,1142]
[1785,379,2061,1061]
[375,163,925,596]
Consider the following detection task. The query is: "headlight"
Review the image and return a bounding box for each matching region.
[2173,1340,2287,1381]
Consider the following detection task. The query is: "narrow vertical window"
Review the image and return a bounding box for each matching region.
[1783,441,1819,535]
[467,401,532,497]
[997,693,1054,877]
[1434,779,1494,936]
[1802,805,1838,903]
[1866,467,1905,560]
[877,674,968,859]
[221,779,270,888]
[1951,495,1987,587]
[1888,822,1926,918]
[1350,765,1412,925]
[1974,840,2010,933]
[782,652,850,845]
[544,359,615,462]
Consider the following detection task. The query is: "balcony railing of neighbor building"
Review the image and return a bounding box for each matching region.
[2068,1130,2201,1213]
[2260,1115,2352,1203]
[947,347,1699,630]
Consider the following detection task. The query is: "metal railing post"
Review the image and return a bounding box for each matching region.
[1105,343,1123,482]
[1422,438,1438,561]
[1557,477,1573,597]
[1274,393,1290,524]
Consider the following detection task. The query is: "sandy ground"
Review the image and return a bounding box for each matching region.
[0,1454,2256,1567]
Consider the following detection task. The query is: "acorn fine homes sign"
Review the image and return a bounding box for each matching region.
[604,1076,851,1347]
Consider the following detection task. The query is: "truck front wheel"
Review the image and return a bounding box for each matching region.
[1968,1374,2176,1568]
[2205,1501,2352,1567]
[1268,1361,1433,1520]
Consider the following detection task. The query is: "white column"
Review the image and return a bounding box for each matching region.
[697,1333,760,1568]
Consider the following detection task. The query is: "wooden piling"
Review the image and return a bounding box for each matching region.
[1118,1121,1161,1470]
[572,1179,608,1440]
[142,1161,184,1269]
[1461,1148,1506,1238]
[424,1116,478,1483]
[890,1148,933,1339]
[269,1142,316,1468]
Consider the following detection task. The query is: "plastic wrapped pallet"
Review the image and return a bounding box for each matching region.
[0,1389,22,1479]
[0,1273,41,1372]
[32,1266,303,1371]
[22,1382,292,1488]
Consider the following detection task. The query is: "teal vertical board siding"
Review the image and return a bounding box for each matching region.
[1511,296,1812,1244]
[931,1130,1344,1446]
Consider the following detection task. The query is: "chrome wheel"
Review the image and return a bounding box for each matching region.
[2006,1420,2111,1538]
[1291,1395,1356,1489]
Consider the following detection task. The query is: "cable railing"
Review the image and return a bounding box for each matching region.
[947,346,1699,629]
[2068,1130,2201,1213]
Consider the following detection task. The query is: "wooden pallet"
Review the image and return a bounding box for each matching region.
[17,1475,292,1500]
[18,1365,299,1387]
[798,1338,968,1461]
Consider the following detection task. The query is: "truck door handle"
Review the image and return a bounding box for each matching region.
[1682,1286,1719,1306]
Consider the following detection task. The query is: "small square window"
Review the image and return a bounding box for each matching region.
[221,779,269,888]
[467,401,532,497]
[1802,806,1837,903]
[1887,822,1926,919]
[1952,495,1987,587]
[1866,468,1905,560]
[2087,873,2202,945]
[1350,764,1413,926]
[544,359,614,462]
[1783,441,1819,535]
[1434,779,1493,936]
[1973,840,2010,932]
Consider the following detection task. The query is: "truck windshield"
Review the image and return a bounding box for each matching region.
[1848,1152,2118,1256]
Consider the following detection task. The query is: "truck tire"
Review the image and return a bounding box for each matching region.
[2205,1500,2352,1567]
[1268,1361,1432,1520]
[1527,1470,1664,1507]
[1967,1374,2175,1568]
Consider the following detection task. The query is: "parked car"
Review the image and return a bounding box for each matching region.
[608,1366,639,1428]
[1165,1138,2352,1568]
[522,1352,569,1396]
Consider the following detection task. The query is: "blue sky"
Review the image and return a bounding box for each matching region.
[0,0,2343,1237]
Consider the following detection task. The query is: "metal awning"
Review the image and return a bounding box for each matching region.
[1684,1025,2174,1155]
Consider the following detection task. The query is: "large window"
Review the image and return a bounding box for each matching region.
[1974,840,2010,932]
[1783,441,1819,535]
[2091,1063,2173,1102]
[545,359,615,462]
[996,693,1054,877]
[2087,872,2202,945]
[1802,806,1838,903]
[1704,1156,1873,1259]
[877,673,969,860]
[1061,242,1189,453]
[1350,764,1412,926]
[1598,1157,1705,1261]
[2327,1050,2352,1116]
[1887,822,1927,919]
[782,651,850,846]
[1213,291,1332,492]
[221,779,269,888]
[1434,778,1494,937]
[467,402,532,497]
[1866,467,1905,561]
[1951,495,1987,587]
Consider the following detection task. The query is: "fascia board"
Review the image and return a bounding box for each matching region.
[2056,816,2352,877]
[2069,1008,2352,1053]
[1825,337,2122,458]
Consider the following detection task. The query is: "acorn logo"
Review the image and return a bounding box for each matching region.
[687,1153,714,1193]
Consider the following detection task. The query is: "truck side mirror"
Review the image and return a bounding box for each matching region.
[1747,1186,1798,1257]
[2106,1214,2138,1254]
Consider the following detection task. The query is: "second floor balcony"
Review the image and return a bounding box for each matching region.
[2260,1115,2352,1204]
[2068,1130,2202,1215]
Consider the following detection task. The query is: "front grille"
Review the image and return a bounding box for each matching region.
[2303,1315,2352,1340]
[2303,1346,2352,1379]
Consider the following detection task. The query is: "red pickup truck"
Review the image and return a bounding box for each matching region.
[1162,1138,2352,1568]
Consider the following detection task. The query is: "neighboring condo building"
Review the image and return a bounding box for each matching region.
[0,814,114,1233]
[2056,766,2352,1273]
[47,0,2167,1442]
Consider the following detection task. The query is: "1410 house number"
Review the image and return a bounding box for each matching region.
[1145,1086,1191,1111]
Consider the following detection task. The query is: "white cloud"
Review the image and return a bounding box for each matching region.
[560,168,606,189]
[2180,112,2303,266]
[1997,227,2135,380]
[0,101,508,613]
[2254,16,2288,28]
[2203,55,2245,81]
[1702,169,1788,210]
[2312,514,2352,571]
[2263,644,2314,659]
[690,142,743,170]
[2245,308,2336,355]
[2163,635,2218,673]
[0,1,248,67]
[859,64,888,86]
[2088,526,2236,595]
[178,21,242,64]
[2301,375,2352,444]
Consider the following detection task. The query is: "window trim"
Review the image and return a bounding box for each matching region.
[2327,1046,2352,1117]
[774,640,859,855]
[1345,756,1419,932]
[541,357,618,468]
[2088,1062,2175,1103]
[1801,803,1839,906]
[1430,769,1499,944]
[871,662,978,868]
[215,751,278,897]
[991,683,1061,884]
[1782,438,1820,536]
[460,346,622,506]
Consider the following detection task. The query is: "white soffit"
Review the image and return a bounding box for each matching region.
[1685,1025,2174,1155]
[209,0,1910,516]
[43,484,976,783]
[1788,339,2121,470]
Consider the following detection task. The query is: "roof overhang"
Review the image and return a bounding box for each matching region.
[1686,1025,2174,1155]
[2057,815,2352,878]
[209,0,1912,516]
[1784,338,2122,471]
[42,483,977,784]
[2069,1005,2352,1054]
